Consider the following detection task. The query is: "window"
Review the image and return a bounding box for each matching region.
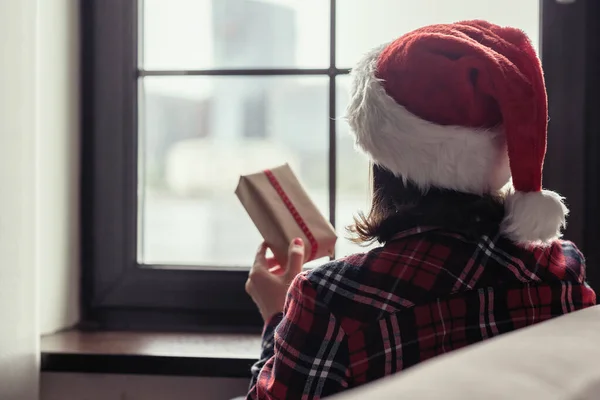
[82,0,599,331]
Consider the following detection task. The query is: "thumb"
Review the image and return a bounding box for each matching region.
[285,238,305,279]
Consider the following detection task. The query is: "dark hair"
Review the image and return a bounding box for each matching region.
[348,165,506,245]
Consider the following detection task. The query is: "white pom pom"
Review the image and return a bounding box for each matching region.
[501,189,569,244]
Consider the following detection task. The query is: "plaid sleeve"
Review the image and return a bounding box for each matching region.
[247,273,351,399]
[249,312,284,389]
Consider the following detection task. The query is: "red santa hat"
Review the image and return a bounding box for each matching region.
[346,20,568,244]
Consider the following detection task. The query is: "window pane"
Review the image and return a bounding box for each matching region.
[139,76,329,266]
[141,0,329,70]
[337,0,540,68]
[335,76,377,258]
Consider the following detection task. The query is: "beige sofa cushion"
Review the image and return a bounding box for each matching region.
[333,306,600,400]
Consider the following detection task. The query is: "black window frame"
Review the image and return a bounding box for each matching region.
[81,0,600,332]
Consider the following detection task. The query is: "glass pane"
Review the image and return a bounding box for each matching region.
[337,0,540,68]
[139,76,329,266]
[141,0,330,70]
[335,75,378,258]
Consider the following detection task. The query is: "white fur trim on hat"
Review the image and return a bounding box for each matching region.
[346,46,511,195]
[501,189,569,244]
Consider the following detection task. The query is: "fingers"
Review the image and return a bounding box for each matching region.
[266,257,279,269]
[254,242,268,262]
[256,244,280,270]
[285,237,305,279]
[250,242,269,276]
[251,239,305,282]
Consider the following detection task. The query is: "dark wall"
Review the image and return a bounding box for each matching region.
[583,0,600,289]
[542,0,600,289]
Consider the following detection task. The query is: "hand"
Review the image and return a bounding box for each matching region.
[245,238,305,322]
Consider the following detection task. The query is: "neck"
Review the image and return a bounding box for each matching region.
[380,189,506,243]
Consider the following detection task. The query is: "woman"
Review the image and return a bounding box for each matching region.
[245,20,596,399]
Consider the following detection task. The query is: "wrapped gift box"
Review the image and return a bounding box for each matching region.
[236,164,337,265]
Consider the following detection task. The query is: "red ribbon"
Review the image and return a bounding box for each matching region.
[264,169,318,261]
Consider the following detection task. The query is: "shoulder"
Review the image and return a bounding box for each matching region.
[288,248,388,328]
[523,239,587,283]
[302,249,383,295]
[535,239,585,261]
[282,253,376,331]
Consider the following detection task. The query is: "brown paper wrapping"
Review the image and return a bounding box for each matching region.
[235,164,337,265]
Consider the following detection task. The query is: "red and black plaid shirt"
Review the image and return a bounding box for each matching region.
[247,226,596,399]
